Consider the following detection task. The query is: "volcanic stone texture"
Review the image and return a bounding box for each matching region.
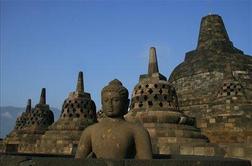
[35,72,97,155]
[126,47,224,157]
[1,154,251,166]
[3,89,54,153]
[169,14,252,160]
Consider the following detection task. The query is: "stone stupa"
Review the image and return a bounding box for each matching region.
[126,47,224,156]
[3,88,54,153]
[169,14,252,160]
[35,71,97,155]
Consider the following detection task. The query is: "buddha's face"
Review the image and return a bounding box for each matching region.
[102,91,129,117]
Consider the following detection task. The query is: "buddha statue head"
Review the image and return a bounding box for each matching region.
[101,79,129,118]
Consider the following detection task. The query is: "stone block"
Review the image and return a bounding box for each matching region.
[234,106,239,111]
[194,147,206,155]
[175,130,184,137]
[244,147,252,156]
[56,140,63,144]
[199,122,207,128]
[232,96,238,100]
[230,147,245,157]
[159,145,171,154]
[209,118,216,123]
[167,137,177,143]
[228,118,236,123]
[158,137,177,144]
[225,123,234,128]
[180,146,194,155]
[204,147,215,156]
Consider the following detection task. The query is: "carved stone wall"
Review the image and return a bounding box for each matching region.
[169,14,252,161]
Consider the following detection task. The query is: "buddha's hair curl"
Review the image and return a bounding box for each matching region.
[101,79,129,99]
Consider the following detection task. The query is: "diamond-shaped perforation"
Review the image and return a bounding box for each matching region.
[148,89,153,94]
[154,84,158,88]
[219,82,243,97]
[148,101,153,106]
[154,94,158,100]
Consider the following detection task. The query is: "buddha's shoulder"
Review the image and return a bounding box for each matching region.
[83,122,102,132]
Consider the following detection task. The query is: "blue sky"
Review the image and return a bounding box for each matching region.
[1,0,251,112]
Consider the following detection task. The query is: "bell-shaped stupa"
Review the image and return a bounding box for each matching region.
[4,89,54,153]
[127,47,183,123]
[35,72,97,155]
[26,88,54,131]
[126,47,224,156]
[169,14,252,160]
[14,99,32,130]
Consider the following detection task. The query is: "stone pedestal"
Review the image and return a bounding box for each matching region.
[1,154,251,166]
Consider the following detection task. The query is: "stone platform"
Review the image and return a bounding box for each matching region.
[0,154,251,166]
[143,122,224,156]
[197,115,252,160]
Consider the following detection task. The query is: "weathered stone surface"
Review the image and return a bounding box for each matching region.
[35,71,97,155]
[1,154,251,166]
[126,47,224,157]
[169,14,252,161]
[126,47,185,123]
[3,89,54,153]
[1,13,250,163]
[75,79,152,159]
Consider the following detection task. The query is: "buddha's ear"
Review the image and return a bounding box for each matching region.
[123,99,130,115]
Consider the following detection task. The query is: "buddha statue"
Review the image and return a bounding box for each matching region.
[75,79,152,159]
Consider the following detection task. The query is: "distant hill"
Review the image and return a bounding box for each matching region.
[0,106,61,139]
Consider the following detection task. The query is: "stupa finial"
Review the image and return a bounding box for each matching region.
[148,47,159,75]
[25,99,32,112]
[39,88,46,104]
[76,71,84,93]
[197,14,232,50]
